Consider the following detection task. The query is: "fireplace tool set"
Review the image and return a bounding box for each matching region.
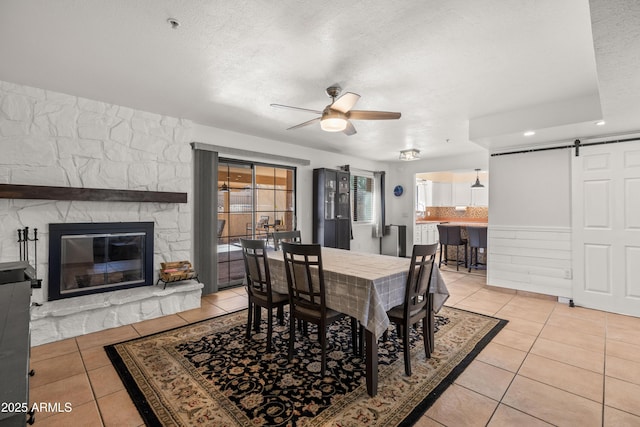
[17,226,42,288]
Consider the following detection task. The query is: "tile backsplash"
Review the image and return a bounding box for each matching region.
[417,206,488,221]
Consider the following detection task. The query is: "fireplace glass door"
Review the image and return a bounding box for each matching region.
[217,160,296,289]
[60,233,145,293]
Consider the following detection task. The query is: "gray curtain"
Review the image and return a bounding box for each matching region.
[372,171,386,238]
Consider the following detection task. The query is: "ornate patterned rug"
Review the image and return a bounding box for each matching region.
[106,307,506,426]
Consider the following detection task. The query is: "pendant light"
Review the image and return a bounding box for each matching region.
[471,169,484,188]
[219,177,230,192]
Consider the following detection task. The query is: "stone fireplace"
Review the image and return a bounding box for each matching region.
[30,221,204,346]
[48,222,154,301]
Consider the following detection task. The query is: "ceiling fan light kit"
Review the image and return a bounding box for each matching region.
[320,110,348,132]
[399,149,420,161]
[271,85,401,136]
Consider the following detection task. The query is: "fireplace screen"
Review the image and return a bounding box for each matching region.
[60,233,145,293]
[48,222,154,301]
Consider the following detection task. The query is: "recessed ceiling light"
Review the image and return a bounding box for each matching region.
[595,120,606,126]
[524,130,535,137]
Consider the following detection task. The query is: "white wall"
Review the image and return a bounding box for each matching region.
[489,150,571,227]
[192,124,386,254]
[488,149,572,297]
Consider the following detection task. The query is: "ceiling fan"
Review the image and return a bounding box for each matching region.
[270,85,401,136]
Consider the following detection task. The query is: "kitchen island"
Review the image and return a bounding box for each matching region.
[415,220,488,270]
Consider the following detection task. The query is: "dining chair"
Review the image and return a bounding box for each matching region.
[280,242,358,376]
[386,243,438,376]
[240,238,288,352]
[467,226,488,272]
[436,224,467,271]
[272,230,301,251]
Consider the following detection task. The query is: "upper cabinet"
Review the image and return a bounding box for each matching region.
[416,171,489,208]
[431,182,452,207]
[471,186,489,206]
[418,181,454,207]
[452,182,472,206]
[416,181,432,210]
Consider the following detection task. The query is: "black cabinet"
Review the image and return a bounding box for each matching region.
[313,168,351,249]
[0,262,35,426]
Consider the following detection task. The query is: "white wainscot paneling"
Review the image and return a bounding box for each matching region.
[488,226,572,298]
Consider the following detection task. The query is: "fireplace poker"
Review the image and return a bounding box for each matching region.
[18,228,23,260]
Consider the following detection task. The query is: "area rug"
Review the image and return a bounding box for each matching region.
[106,307,506,426]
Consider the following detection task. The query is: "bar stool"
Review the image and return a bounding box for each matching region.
[467,226,488,272]
[436,224,467,271]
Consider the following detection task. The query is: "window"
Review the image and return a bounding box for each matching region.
[351,175,374,223]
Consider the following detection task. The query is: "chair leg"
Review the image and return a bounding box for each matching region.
[277,305,285,326]
[359,324,365,357]
[246,301,253,339]
[422,316,431,359]
[350,317,357,353]
[469,247,473,272]
[320,324,327,377]
[254,305,261,332]
[288,310,296,362]
[465,244,468,268]
[427,297,435,354]
[402,322,412,376]
[438,243,444,267]
[267,309,273,352]
[455,245,460,271]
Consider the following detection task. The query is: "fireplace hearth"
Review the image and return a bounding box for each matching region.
[48,222,154,301]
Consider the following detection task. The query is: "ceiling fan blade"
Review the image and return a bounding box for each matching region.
[286,117,321,130]
[343,121,357,136]
[330,92,360,113]
[347,110,401,120]
[271,104,323,114]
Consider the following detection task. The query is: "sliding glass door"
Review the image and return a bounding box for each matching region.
[217,159,296,288]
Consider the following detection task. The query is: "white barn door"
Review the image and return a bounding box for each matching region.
[572,141,640,316]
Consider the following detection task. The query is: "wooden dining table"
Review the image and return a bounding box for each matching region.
[267,247,449,397]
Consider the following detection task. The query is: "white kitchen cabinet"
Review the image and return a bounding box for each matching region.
[416,181,432,210]
[471,186,489,206]
[431,182,452,206]
[413,224,423,244]
[452,182,472,206]
[416,223,439,245]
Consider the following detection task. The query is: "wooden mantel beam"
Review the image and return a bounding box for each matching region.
[0,184,187,203]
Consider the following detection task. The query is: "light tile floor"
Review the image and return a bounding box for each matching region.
[29,269,640,426]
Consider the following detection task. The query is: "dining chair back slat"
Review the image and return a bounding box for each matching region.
[282,242,324,311]
[273,230,302,251]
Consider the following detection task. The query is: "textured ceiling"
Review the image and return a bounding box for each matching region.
[0,0,638,161]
